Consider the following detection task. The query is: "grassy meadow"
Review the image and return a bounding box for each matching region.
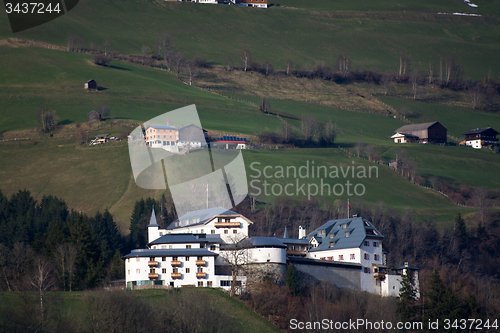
[0,0,499,79]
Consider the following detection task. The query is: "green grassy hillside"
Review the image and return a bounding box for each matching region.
[0,0,499,80]
[0,288,281,333]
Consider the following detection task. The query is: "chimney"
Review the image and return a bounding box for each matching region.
[299,226,306,239]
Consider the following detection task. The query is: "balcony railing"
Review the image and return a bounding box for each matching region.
[148,273,159,279]
[196,260,206,266]
[373,272,386,279]
[214,222,240,228]
[171,273,181,279]
[148,261,159,267]
[171,260,181,266]
[196,272,206,278]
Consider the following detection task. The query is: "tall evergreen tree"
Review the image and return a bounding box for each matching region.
[285,263,300,296]
[397,270,419,324]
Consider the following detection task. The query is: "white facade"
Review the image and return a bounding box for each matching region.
[124,207,286,291]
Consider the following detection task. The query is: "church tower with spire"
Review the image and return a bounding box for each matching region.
[147,207,160,243]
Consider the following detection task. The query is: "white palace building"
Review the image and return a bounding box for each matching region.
[124,208,418,297]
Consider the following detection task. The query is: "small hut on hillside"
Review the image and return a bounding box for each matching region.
[85,79,98,91]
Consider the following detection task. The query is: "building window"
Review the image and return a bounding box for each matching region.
[342,223,347,229]
[186,245,192,249]
[233,229,238,234]
[173,256,178,261]
[318,229,325,235]
[338,255,344,261]
[364,267,371,273]
[162,268,166,273]
[345,231,350,237]
[224,230,228,234]
[210,245,216,251]
[198,256,203,260]
[173,268,178,273]
[150,268,155,273]
[201,229,204,233]
[186,268,190,273]
[136,269,140,274]
[329,242,335,247]
[207,281,213,287]
[211,230,215,234]
[197,267,203,273]
[350,254,355,260]
[162,257,166,261]
[374,254,379,261]
[150,257,155,261]
[186,256,190,261]
[363,241,369,246]
[127,270,130,275]
[373,242,379,247]
[198,281,204,287]
[127,258,130,263]
[169,245,173,249]
[364,253,370,260]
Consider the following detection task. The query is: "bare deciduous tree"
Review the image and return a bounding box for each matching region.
[29,256,55,330]
[66,35,85,52]
[321,120,338,146]
[102,40,112,56]
[427,62,434,84]
[183,60,199,86]
[410,69,422,100]
[381,71,393,95]
[141,46,151,65]
[260,98,270,114]
[37,106,58,133]
[469,84,484,109]
[225,57,234,71]
[263,61,274,76]
[219,235,249,297]
[240,49,252,72]
[472,187,490,228]
[281,120,293,143]
[398,55,410,80]
[171,52,185,78]
[336,54,351,78]
[354,141,366,158]
[95,104,110,119]
[284,59,293,76]
[301,116,318,142]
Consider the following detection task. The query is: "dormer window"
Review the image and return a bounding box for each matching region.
[342,224,347,229]
[329,234,335,239]
[329,241,335,247]
[345,231,350,237]
[318,229,325,235]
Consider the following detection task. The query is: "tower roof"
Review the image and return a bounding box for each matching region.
[148,207,159,227]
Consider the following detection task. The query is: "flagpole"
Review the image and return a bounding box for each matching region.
[347,199,349,219]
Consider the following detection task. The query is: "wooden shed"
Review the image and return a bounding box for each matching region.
[88,110,102,122]
[85,79,98,91]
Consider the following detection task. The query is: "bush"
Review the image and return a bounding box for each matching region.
[93,54,111,67]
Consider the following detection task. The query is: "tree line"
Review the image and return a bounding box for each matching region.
[60,34,500,113]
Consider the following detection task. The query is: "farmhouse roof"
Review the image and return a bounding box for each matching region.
[214,136,247,142]
[86,79,96,83]
[95,133,109,139]
[462,127,499,135]
[395,121,443,133]
[307,217,383,252]
[146,125,176,130]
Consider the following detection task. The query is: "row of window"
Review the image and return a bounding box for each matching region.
[326,253,380,261]
[128,267,206,275]
[363,241,379,247]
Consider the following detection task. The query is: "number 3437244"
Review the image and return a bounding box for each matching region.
[5,2,62,14]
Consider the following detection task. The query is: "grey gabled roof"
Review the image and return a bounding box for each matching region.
[277,238,310,245]
[148,207,159,227]
[123,248,216,258]
[166,207,239,230]
[307,217,383,252]
[462,127,499,135]
[395,121,442,133]
[247,237,286,248]
[148,233,221,246]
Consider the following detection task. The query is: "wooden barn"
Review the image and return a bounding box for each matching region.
[393,122,447,144]
[85,79,98,91]
[87,110,102,122]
